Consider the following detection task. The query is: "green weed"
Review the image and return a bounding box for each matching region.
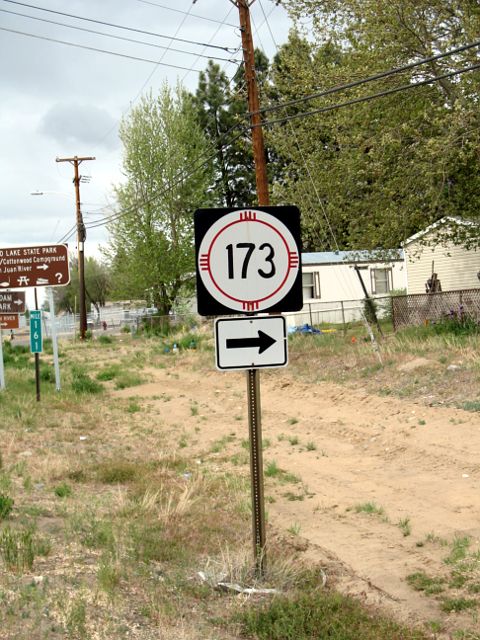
[96,364,121,381]
[445,536,471,565]
[54,483,72,498]
[406,571,446,595]
[236,589,427,640]
[440,597,477,613]
[127,401,141,413]
[71,367,103,394]
[354,502,387,519]
[0,493,14,519]
[398,517,411,537]
[0,527,37,572]
[114,371,143,390]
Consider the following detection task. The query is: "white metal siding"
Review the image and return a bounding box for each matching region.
[405,236,480,294]
[300,262,405,303]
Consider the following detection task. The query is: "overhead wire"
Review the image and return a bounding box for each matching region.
[93,1,197,151]
[254,37,480,118]
[82,128,247,232]
[76,57,480,235]
[0,8,240,63]
[0,26,207,72]
[181,4,240,84]
[134,0,238,28]
[256,62,480,130]
[256,0,334,253]
[0,0,237,51]
[57,13,480,241]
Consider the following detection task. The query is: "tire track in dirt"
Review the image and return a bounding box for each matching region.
[115,361,480,634]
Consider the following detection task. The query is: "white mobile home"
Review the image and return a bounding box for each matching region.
[285,250,406,326]
[403,218,480,295]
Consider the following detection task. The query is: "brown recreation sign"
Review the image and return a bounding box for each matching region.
[0,244,70,289]
[0,314,20,330]
[0,291,26,313]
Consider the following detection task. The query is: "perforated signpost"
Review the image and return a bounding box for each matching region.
[195,206,302,574]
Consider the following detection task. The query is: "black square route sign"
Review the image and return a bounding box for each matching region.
[194,206,302,317]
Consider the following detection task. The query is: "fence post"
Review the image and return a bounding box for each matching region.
[309,303,313,327]
[340,301,346,336]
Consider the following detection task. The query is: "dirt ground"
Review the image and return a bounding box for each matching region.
[114,350,480,636]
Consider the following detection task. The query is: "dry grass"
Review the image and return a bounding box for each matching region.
[0,330,462,640]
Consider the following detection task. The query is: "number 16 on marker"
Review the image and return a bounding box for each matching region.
[194,207,303,316]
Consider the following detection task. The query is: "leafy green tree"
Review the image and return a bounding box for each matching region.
[107,84,214,315]
[268,3,480,249]
[53,257,111,316]
[194,50,273,207]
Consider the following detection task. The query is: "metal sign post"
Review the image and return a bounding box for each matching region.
[0,329,5,391]
[48,288,61,391]
[247,368,266,575]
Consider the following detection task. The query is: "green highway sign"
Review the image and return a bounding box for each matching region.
[30,310,43,354]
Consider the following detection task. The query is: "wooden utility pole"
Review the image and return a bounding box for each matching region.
[56,155,95,340]
[233,0,269,206]
[231,0,269,577]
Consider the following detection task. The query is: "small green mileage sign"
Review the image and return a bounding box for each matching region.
[30,310,43,354]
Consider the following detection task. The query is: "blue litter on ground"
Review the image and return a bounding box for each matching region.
[288,324,322,334]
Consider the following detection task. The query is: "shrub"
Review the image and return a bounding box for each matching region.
[71,366,103,394]
[54,483,72,498]
[0,527,36,572]
[0,494,14,520]
[40,364,56,383]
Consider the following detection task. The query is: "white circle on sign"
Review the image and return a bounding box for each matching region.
[198,209,300,312]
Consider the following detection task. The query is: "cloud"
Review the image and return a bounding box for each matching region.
[39,103,120,150]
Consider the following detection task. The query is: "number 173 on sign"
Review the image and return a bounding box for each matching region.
[195,207,303,316]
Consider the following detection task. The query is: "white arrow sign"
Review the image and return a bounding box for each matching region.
[215,316,288,371]
[36,264,49,271]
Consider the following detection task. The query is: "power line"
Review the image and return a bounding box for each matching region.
[181,5,240,84]
[0,8,240,63]
[77,60,480,234]
[83,127,248,232]
[0,26,205,72]
[0,0,237,52]
[257,62,480,129]
[256,38,480,117]
[94,2,197,150]
[134,0,238,28]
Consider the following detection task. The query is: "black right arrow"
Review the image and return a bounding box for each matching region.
[226,330,276,354]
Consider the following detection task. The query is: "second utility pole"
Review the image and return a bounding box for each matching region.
[56,155,95,340]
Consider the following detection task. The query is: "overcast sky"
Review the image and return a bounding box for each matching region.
[0,0,292,262]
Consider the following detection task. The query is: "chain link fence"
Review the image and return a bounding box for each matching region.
[392,288,480,330]
[283,296,392,328]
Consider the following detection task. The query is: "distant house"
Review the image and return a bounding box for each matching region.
[285,250,406,325]
[403,217,480,294]
[301,250,406,303]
